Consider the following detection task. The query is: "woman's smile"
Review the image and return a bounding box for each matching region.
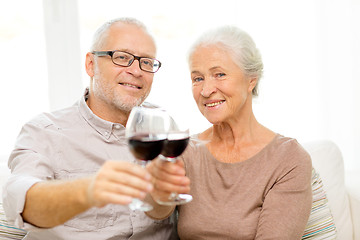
[204,100,225,108]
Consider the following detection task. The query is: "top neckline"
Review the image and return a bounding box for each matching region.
[197,133,281,165]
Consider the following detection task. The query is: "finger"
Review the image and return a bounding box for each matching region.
[154,169,190,186]
[162,159,186,175]
[97,181,148,199]
[113,172,153,193]
[98,167,153,193]
[88,175,150,207]
[154,179,190,194]
[87,176,133,207]
[106,161,152,181]
[151,167,188,186]
[97,192,133,205]
[152,158,186,176]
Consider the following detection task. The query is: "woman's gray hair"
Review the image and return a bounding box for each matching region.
[90,17,154,52]
[188,26,263,96]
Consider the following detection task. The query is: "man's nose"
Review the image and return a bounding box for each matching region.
[126,59,142,76]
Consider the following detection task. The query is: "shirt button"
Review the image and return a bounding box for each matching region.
[114,125,121,130]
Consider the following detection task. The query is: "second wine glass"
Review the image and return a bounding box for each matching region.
[156,115,193,205]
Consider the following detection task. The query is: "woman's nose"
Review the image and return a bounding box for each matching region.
[200,80,217,97]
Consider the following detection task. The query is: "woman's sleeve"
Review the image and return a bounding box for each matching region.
[255,145,313,240]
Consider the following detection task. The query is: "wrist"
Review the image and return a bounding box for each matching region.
[77,177,94,209]
[144,194,175,220]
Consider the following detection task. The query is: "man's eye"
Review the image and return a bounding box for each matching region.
[113,53,131,62]
[216,73,225,77]
[141,59,154,67]
[115,55,127,60]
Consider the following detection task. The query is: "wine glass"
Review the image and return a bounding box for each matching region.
[126,106,167,211]
[156,115,193,205]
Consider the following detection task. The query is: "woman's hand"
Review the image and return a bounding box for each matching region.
[147,158,190,203]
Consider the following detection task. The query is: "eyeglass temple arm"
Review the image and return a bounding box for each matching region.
[92,51,113,57]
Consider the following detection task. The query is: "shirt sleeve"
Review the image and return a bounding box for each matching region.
[2,116,55,230]
[2,175,42,229]
[255,142,313,240]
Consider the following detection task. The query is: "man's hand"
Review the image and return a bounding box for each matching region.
[22,161,154,228]
[87,161,153,208]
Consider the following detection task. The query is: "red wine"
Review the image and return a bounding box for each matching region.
[161,135,189,158]
[128,134,165,161]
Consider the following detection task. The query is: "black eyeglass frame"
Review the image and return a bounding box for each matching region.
[92,50,161,73]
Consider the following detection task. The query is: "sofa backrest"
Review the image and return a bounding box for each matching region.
[302,140,353,240]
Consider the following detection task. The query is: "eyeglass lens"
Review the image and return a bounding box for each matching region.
[112,51,160,73]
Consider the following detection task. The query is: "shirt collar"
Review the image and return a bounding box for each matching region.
[78,88,126,140]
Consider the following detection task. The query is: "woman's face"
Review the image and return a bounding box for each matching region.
[190,45,256,125]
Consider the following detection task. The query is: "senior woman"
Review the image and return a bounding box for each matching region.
[148,26,313,239]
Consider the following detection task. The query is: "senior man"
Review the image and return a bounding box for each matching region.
[2,17,188,240]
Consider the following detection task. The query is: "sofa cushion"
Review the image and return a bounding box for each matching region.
[302,168,337,239]
[302,140,353,240]
[1,155,27,239]
[0,202,27,240]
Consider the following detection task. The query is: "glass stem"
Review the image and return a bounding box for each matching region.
[136,159,147,168]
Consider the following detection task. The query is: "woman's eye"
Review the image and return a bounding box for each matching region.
[215,73,225,78]
[193,77,204,82]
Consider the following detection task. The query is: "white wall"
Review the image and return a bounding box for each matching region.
[1,0,359,172]
[43,0,83,111]
[0,0,48,156]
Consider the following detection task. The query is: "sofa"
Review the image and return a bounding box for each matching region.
[301,140,360,239]
[0,140,359,239]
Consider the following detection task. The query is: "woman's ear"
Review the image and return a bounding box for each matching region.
[248,77,257,93]
[85,52,95,77]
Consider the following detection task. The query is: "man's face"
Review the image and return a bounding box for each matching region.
[86,22,157,116]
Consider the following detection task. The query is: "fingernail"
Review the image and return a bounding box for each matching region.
[139,192,146,199]
[182,177,190,185]
[145,173,152,181]
[125,196,133,204]
[147,184,153,192]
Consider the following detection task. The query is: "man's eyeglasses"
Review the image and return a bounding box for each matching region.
[92,50,161,73]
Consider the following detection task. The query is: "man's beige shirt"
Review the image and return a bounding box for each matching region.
[2,90,175,240]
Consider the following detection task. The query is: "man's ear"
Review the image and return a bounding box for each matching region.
[85,52,95,77]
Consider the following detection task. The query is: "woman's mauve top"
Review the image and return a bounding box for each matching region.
[177,134,312,240]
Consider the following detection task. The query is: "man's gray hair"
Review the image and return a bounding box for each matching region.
[90,17,153,52]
